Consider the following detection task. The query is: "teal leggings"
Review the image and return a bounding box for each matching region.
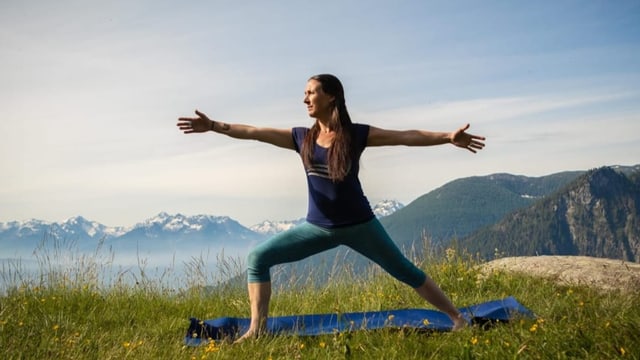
[247,218,427,288]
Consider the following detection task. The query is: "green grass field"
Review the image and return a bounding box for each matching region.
[1,244,638,359]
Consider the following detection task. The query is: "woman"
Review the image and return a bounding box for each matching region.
[177,74,485,341]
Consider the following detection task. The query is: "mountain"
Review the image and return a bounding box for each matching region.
[0,216,128,256]
[459,166,640,262]
[0,213,264,266]
[380,171,585,249]
[250,218,305,236]
[372,199,404,217]
[108,212,265,268]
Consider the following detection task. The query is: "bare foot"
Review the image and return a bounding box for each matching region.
[233,329,260,344]
[451,313,469,331]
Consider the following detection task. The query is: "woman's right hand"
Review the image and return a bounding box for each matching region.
[177,110,214,134]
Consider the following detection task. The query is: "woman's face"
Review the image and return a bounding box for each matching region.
[303,79,334,119]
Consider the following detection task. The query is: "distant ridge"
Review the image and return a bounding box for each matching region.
[0,212,262,259]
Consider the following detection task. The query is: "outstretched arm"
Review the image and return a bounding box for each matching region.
[367,123,485,153]
[177,110,295,150]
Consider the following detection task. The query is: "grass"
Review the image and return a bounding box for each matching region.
[1,242,639,359]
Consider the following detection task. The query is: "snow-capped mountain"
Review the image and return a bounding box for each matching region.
[56,216,129,238]
[249,218,305,235]
[0,216,128,255]
[372,199,404,218]
[112,212,262,245]
[0,212,264,259]
[0,217,123,240]
[129,212,240,235]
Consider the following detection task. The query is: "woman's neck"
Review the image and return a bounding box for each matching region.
[316,118,332,133]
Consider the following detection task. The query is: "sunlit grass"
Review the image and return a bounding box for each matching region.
[1,241,638,359]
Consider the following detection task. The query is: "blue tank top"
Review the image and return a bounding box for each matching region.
[292,124,375,228]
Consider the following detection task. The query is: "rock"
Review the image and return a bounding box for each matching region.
[480,255,640,293]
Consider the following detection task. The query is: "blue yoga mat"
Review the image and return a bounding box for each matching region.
[185,296,533,345]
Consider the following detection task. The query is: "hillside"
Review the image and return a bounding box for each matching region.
[380,171,584,249]
[460,167,640,262]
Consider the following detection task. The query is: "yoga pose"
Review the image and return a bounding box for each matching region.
[177,74,485,341]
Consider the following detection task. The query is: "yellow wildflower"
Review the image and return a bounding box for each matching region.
[470,336,479,345]
[566,289,574,296]
[204,340,218,353]
[529,324,538,332]
[123,341,130,348]
[52,324,60,331]
[319,341,326,348]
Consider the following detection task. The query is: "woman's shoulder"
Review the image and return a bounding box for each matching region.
[351,123,370,149]
[291,127,309,151]
[292,126,310,138]
[352,123,370,136]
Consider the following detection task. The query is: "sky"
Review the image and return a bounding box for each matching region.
[1,0,639,228]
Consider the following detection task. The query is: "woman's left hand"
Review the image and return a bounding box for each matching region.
[451,124,486,153]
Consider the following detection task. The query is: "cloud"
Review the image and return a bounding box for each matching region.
[360,92,632,127]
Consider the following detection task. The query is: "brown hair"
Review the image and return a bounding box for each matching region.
[301,74,354,182]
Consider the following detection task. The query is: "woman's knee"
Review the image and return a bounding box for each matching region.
[247,247,262,267]
[248,243,275,267]
[247,247,271,282]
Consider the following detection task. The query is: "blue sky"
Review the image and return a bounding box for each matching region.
[1,0,639,227]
